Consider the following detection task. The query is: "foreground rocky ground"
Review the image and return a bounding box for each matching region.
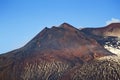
[61,48,120,80]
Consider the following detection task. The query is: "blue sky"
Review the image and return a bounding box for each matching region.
[0,0,120,54]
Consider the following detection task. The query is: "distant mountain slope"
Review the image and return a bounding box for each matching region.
[81,23,120,37]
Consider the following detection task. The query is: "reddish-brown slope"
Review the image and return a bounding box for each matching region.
[81,23,120,37]
[0,23,113,80]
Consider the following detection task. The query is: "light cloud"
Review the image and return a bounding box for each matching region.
[106,18,120,25]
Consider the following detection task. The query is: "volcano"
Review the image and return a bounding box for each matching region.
[0,23,119,80]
